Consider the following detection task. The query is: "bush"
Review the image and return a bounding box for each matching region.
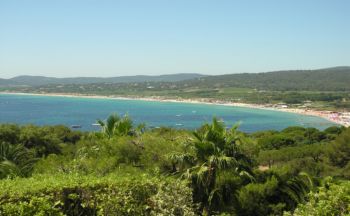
[0,124,82,157]
[258,134,296,150]
[328,128,350,168]
[0,173,195,216]
[284,179,350,216]
[0,124,20,144]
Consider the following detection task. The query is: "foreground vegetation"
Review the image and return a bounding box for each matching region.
[0,115,349,215]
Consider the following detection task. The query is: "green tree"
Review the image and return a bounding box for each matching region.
[97,113,135,138]
[328,127,350,168]
[284,178,350,216]
[258,134,295,150]
[0,124,20,144]
[171,118,253,215]
[19,125,61,156]
[238,172,312,215]
[97,113,121,139]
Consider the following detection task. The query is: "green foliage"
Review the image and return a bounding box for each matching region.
[0,124,20,144]
[324,125,345,135]
[0,173,195,216]
[171,118,254,214]
[256,126,350,178]
[33,129,191,176]
[238,176,282,215]
[97,113,144,138]
[149,180,195,216]
[259,134,296,150]
[34,136,141,176]
[0,124,82,178]
[258,143,326,166]
[0,142,37,179]
[0,124,82,157]
[238,172,312,216]
[257,126,335,151]
[19,125,62,156]
[139,131,189,171]
[0,117,349,215]
[284,179,350,216]
[328,127,350,168]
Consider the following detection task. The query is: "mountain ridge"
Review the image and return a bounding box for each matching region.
[179,66,350,91]
[1,66,350,91]
[4,73,205,86]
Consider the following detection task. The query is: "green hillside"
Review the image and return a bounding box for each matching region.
[6,73,205,86]
[182,67,350,91]
[3,67,350,91]
[0,78,17,86]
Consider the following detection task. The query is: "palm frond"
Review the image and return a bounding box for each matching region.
[0,143,36,179]
[209,154,238,170]
[196,163,209,185]
[169,153,194,164]
[0,160,22,178]
[208,188,223,206]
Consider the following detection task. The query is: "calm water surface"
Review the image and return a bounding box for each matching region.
[0,94,336,132]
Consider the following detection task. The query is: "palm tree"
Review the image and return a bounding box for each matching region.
[97,113,146,138]
[135,123,146,137]
[97,113,135,138]
[170,118,254,215]
[97,113,120,138]
[114,114,133,136]
[0,142,37,179]
[278,172,313,210]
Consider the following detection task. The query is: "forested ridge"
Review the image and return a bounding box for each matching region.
[181,66,350,91]
[2,66,350,91]
[0,73,205,86]
[1,114,349,215]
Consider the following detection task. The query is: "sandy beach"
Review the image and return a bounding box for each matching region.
[1,91,349,127]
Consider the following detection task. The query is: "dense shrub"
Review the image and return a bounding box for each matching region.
[0,173,195,216]
[328,127,350,168]
[256,126,339,151]
[237,172,312,216]
[0,124,82,157]
[258,134,296,150]
[0,124,20,144]
[1,120,349,216]
[284,179,350,216]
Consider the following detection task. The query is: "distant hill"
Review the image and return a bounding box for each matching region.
[0,78,18,86]
[2,67,350,91]
[5,73,205,86]
[181,66,350,91]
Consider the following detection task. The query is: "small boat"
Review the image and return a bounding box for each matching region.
[91,123,100,126]
[175,123,183,126]
[149,126,161,129]
[71,125,82,129]
[176,114,182,117]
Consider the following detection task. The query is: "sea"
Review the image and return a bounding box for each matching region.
[0,93,337,132]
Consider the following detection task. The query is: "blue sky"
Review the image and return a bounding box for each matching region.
[0,0,349,78]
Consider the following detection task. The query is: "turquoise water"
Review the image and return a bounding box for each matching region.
[0,94,336,132]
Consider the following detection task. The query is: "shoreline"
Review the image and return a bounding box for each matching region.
[1,91,349,127]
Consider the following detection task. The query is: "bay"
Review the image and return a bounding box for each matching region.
[0,94,336,132]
